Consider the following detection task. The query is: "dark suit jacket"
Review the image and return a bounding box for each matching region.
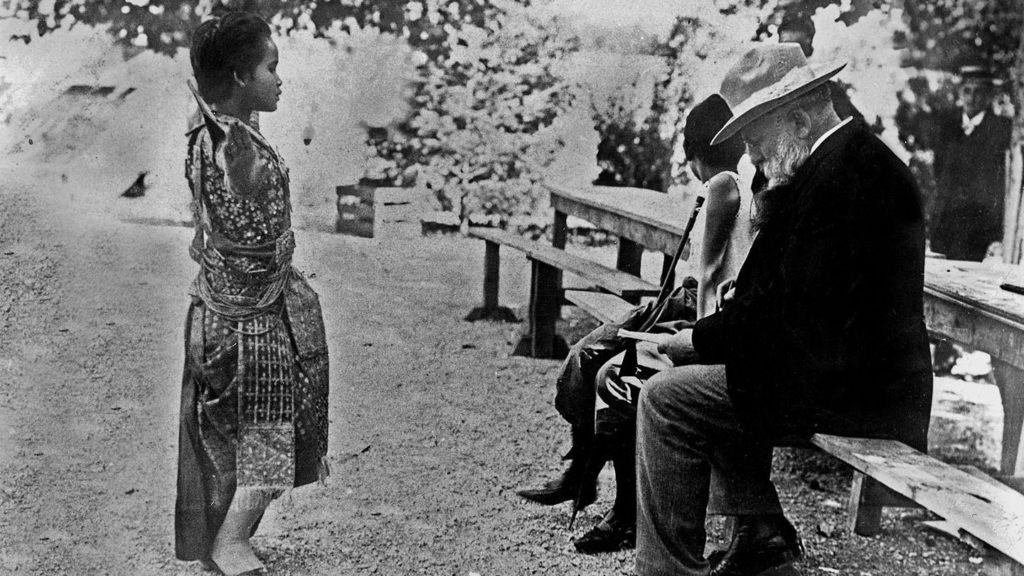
[692,120,933,449]
[931,107,1012,261]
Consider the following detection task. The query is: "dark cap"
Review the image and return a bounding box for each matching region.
[958,64,995,83]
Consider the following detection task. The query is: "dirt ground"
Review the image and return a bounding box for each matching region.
[0,167,1008,575]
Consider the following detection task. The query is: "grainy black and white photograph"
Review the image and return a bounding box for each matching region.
[1,0,1023,574]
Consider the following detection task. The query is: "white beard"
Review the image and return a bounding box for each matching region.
[752,130,812,230]
[763,130,811,188]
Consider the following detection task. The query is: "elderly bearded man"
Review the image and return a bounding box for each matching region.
[634,44,933,576]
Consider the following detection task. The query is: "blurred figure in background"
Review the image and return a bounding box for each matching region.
[929,65,1012,262]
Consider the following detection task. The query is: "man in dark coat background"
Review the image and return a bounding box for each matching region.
[930,66,1013,261]
[634,44,933,576]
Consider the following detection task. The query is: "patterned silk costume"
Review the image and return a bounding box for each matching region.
[175,110,329,561]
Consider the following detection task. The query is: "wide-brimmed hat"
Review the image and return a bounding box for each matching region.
[711,43,846,145]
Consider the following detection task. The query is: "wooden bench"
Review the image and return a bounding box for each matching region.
[563,289,637,324]
[479,184,1024,568]
[557,286,1024,568]
[548,282,1024,569]
[558,284,1024,570]
[464,226,660,357]
[813,433,1024,573]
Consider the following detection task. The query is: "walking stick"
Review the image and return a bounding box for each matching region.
[636,194,706,332]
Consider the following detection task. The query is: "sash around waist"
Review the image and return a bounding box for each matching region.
[191,229,297,321]
[188,269,327,360]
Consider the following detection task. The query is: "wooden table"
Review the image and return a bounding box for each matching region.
[547,183,1024,476]
[547,183,695,278]
[522,184,695,357]
[924,259,1024,476]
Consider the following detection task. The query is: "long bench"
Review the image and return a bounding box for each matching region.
[813,434,1024,573]
[464,226,660,357]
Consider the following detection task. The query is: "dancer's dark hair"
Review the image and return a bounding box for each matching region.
[190,11,272,102]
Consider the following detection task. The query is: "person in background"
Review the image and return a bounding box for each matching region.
[516,94,752,555]
[634,43,932,576]
[177,12,330,575]
[929,65,1013,261]
[687,95,757,322]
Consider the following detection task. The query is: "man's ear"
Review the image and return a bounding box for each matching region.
[232,69,247,88]
[787,108,813,139]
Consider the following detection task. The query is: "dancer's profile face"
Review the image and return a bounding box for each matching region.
[238,39,282,113]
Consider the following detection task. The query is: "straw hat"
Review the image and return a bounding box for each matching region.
[711,43,846,145]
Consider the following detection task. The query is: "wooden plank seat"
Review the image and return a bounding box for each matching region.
[563,289,636,325]
[465,226,660,357]
[812,433,1024,570]
[466,227,660,298]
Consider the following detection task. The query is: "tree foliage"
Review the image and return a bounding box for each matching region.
[588,16,726,193]
[729,0,1022,78]
[1,0,501,59]
[590,78,673,192]
[899,0,1021,73]
[363,1,579,226]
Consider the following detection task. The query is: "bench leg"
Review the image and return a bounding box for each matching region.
[483,240,500,309]
[465,240,518,322]
[845,471,921,536]
[512,212,568,358]
[512,260,567,358]
[848,472,884,536]
[993,360,1024,476]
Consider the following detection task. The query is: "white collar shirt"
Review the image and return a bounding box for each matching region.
[810,117,853,156]
[962,111,986,136]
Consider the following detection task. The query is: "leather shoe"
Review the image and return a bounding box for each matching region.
[710,514,803,576]
[573,509,636,554]
[516,474,597,508]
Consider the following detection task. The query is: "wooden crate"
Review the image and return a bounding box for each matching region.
[373,187,426,238]
[335,184,374,238]
[336,185,425,238]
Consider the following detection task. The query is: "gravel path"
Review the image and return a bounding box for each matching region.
[0,171,1002,575]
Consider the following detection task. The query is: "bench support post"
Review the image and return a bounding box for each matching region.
[847,471,922,536]
[514,212,567,358]
[512,261,567,358]
[848,472,884,536]
[513,212,569,358]
[465,240,518,322]
[483,240,500,309]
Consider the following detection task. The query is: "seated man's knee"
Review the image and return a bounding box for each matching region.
[638,370,679,416]
[639,365,711,418]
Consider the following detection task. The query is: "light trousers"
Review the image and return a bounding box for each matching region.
[635,364,782,576]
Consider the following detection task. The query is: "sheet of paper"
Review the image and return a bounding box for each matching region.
[617,329,670,345]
